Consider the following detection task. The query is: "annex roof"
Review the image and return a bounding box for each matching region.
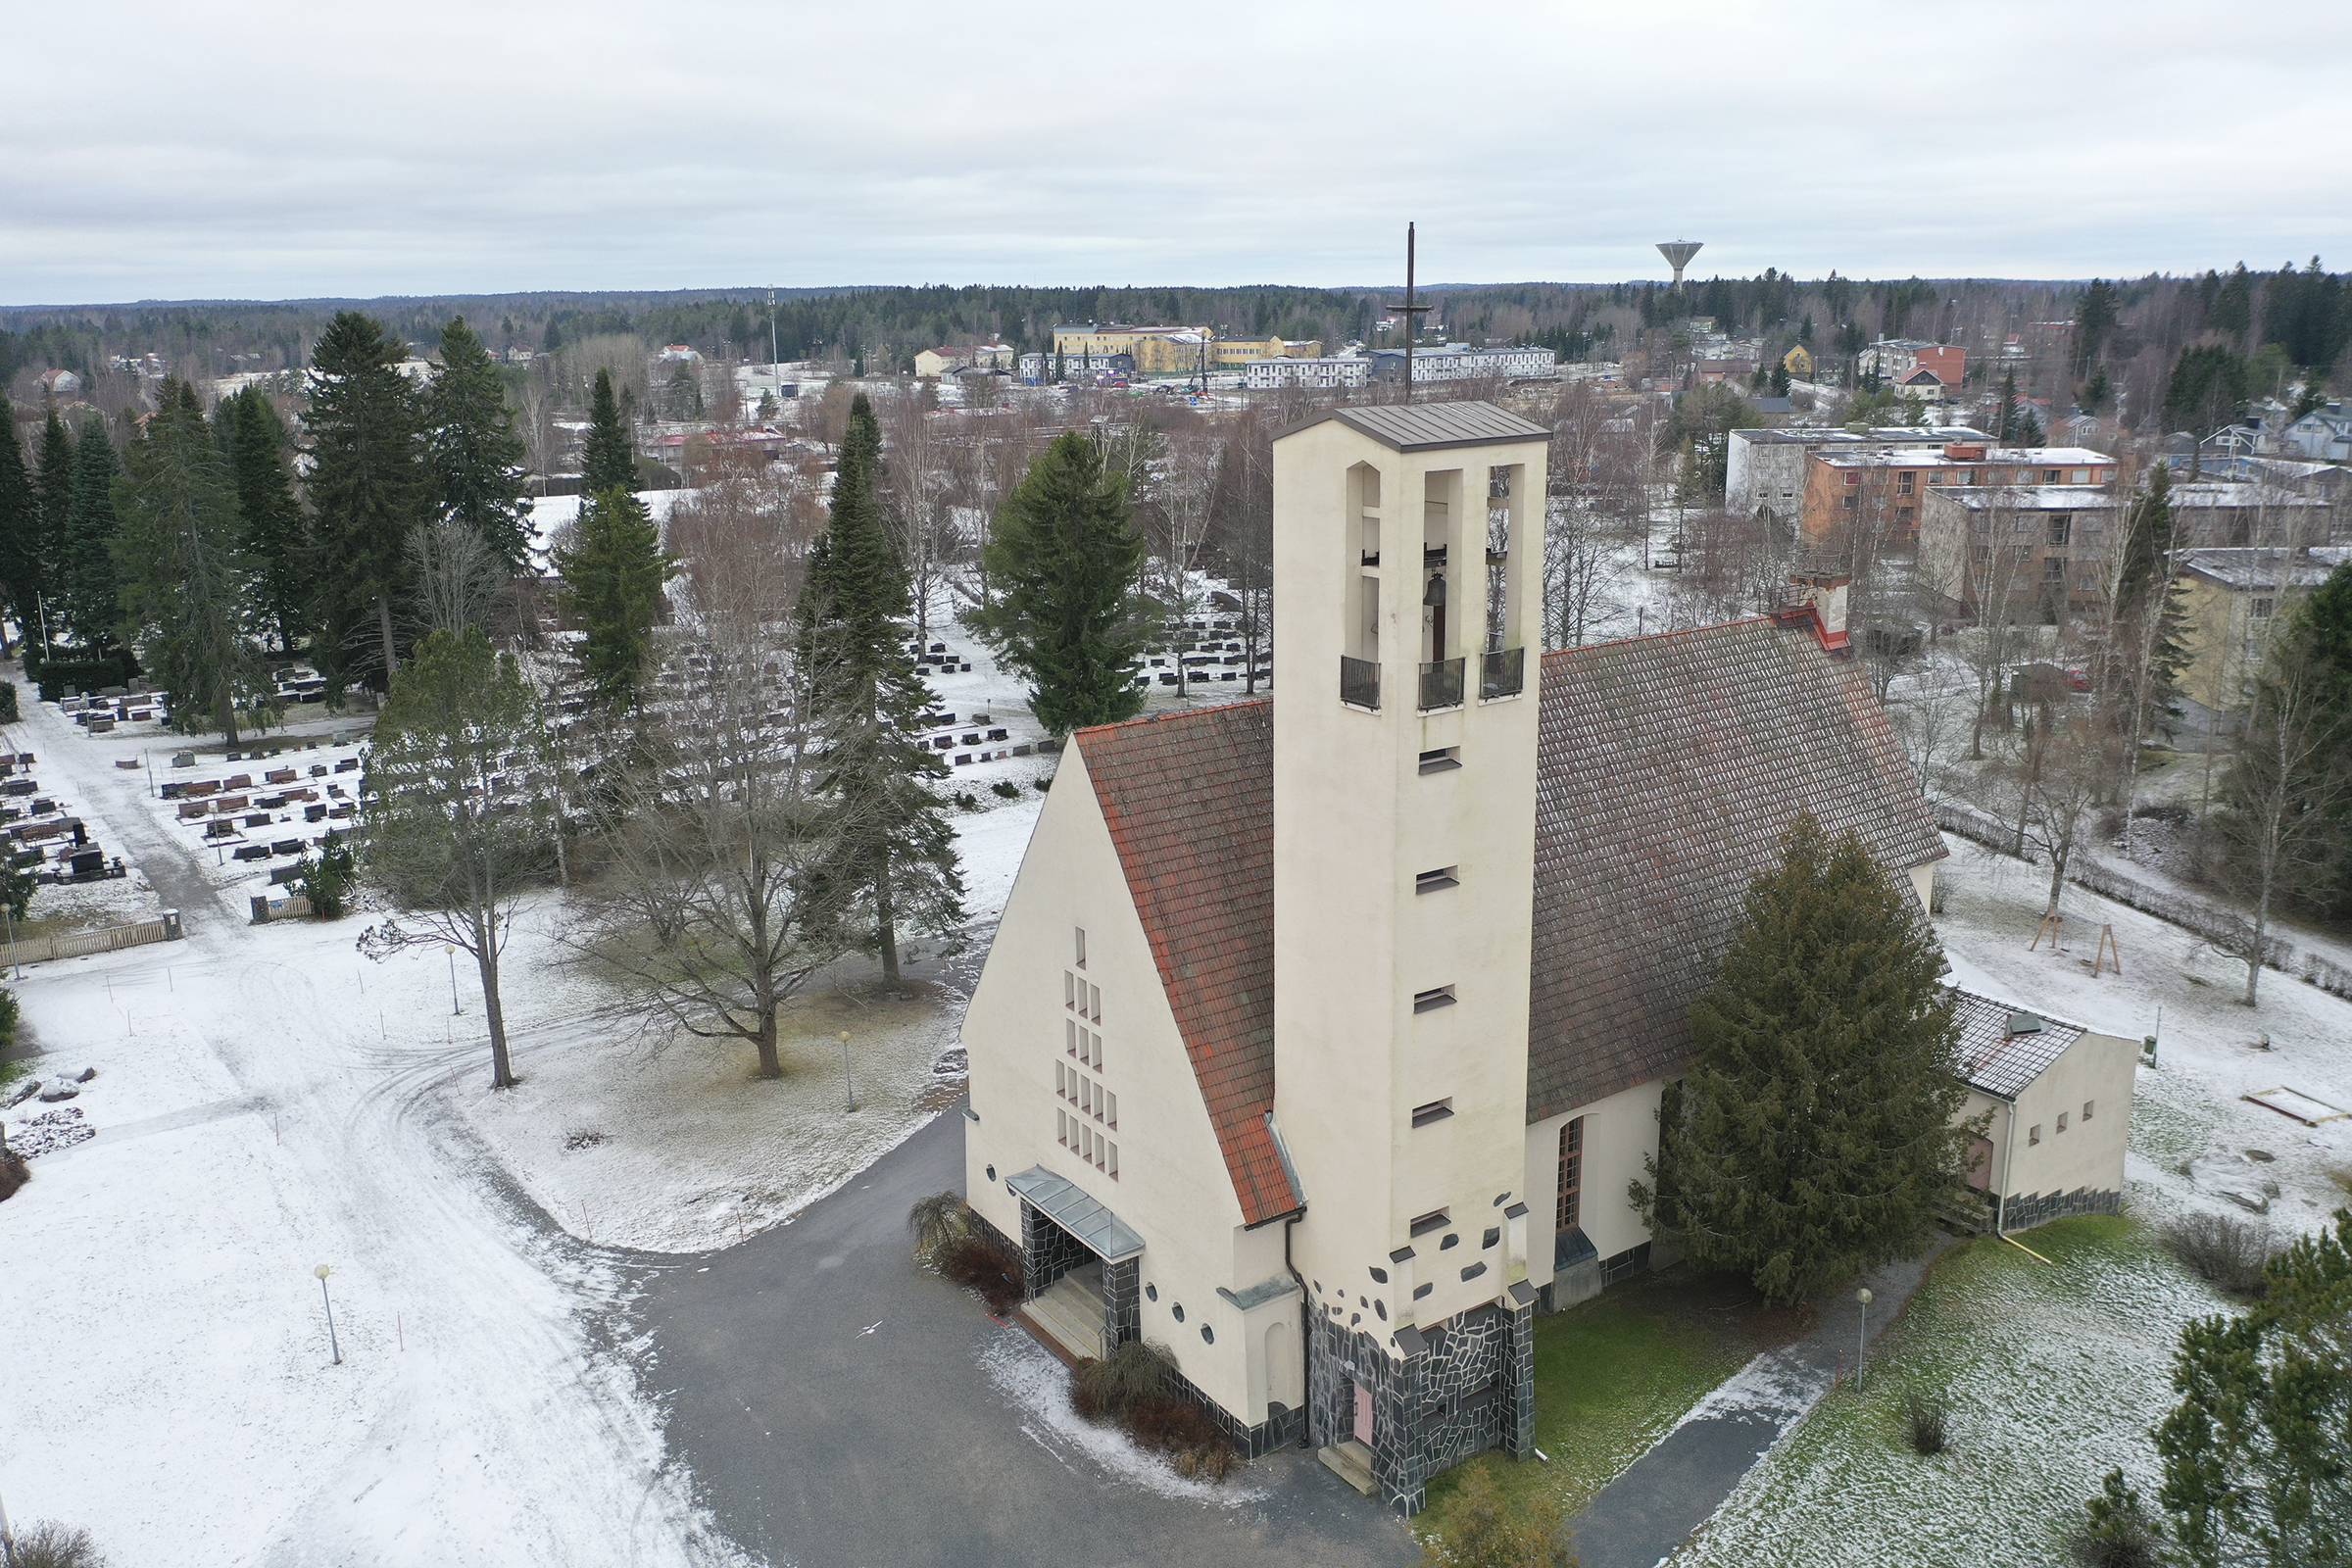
[1074,700,1298,1227]
[1732,426,1991,447]
[1524,616,1947,1119]
[1278,400,1551,453]
[1931,485,2119,511]
[1948,990,2086,1100]
[1814,446,2115,470]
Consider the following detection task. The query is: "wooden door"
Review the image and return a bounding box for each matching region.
[1352,1381,1374,1446]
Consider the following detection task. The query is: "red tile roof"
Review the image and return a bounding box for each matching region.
[1075,700,1298,1227]
[1068,618,1943,1215]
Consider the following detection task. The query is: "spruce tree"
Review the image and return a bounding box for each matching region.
[552,486,673,708]
[1633,813,1978,1305]
[1996,368,2018,442]
[114,380,276,743]
[580,368,636,496]
[308,311,427,694]
[424,317,533,572]
[0,423,40,652]
[798,393,964,986]
[62,418,123,651]
[221,389,310,652]
[32,409,75,650]
[962,429,1151,734]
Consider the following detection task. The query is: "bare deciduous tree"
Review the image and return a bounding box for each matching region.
[563,514,851,1077]
[407,517,510,638]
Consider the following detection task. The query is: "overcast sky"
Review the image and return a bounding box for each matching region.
[7,0,2349,307]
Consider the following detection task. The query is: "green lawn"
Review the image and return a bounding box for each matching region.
[1416,1276,1756,1541]
[1679,1215,2230,1568]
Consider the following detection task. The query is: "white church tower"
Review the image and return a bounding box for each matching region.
[1269,404,1551,1512]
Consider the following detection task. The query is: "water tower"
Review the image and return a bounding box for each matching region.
[1656,240,1703,290]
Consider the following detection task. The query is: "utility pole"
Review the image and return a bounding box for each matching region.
[1384,222,1432,403]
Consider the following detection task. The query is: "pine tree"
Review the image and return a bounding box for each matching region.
[580,368,636,496]
[221,390,310,652]
[61,418,123,651]
[798,393,964,986]
[962,429,1151,734]
[114,380,277,744]
[552,486,673,708]
[1996,368,2018,442]
[424,317,533,573]
[1633,813,1978,1305]
[308,311,426,694]
[0,422,40,652]
[32,409,74,651]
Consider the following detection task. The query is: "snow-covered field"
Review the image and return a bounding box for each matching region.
[0,627,1071,1562]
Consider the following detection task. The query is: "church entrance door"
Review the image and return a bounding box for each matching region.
[1352,1381,1374,1446]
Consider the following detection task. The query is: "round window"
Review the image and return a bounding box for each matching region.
[1200,1324,1214,1344]
[1172,1303,1186,1323]
[1145,1283,1158,1302]
[985,1165,997,1182]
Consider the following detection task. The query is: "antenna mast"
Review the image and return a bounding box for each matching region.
[1384,222,1433,402]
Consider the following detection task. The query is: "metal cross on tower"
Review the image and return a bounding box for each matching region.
[1384,221,1433,401]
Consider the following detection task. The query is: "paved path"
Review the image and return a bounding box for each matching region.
[1566,1249,1940,1568]
[633,1106,1421,1568]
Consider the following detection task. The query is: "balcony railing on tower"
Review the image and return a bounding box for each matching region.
[1340,656,1381,710]
[1481,647,1526,700]
[1418,657,1465,710]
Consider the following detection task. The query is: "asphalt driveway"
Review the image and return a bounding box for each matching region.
[633,1105,1421,1568]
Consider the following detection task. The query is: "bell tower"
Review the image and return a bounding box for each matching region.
[1268,402,1550,1513]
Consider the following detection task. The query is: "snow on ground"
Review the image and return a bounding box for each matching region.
[1670,830,2352,1567]
[1,712,167,933]
[977,1333,1270,1508]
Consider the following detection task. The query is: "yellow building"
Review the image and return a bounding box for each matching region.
[1782,344,1813,376]
[1051,324,1321,375]
[2174,547,2348,719]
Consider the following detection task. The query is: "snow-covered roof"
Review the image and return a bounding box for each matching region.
[1932,485,2117,512]
[2179,546,2352,591]
[1949,989,2086,1100]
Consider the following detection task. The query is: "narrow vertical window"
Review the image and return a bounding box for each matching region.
[1075,927,1087,968]
[1065,971,1076,1009]
[1090,984,1102,1023]
[1055,1061,1066,1099]
[1107,1142,1119,1179]
[1057,1109,1068,1146]
[2083,1100,2095,1121]
[1556,1117,1585,1231]
[1104,1091,1117,1128]
[1065,1019,1077,1056]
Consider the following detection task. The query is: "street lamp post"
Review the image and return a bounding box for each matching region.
[444,945,461,1015]
[838,1030,856,1112]
[316,1264,342,1365]
[1855,1286,1874,1390]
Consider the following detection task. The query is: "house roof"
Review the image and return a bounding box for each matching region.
[1070,615,1944,1215]
[2179,546,2351,591]
[1283,401,1550,452]
[1948,990,2086,1100]
[1075,700,1298,1227]
[1525,616,1946,1118]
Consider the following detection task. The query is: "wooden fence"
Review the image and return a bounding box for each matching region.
[0,910,180,967]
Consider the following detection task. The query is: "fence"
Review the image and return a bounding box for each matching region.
[0,909,181,967]
[1930,800,2351,1004]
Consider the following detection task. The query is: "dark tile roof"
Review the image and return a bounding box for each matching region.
[1948,989,2087,1100]
[1070,617,1943,1217]
[1524,617,1947,1120]
[1280,400,1551,452]
[1074,700,1298,1226]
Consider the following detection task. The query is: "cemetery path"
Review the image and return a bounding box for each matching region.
[635,1104,1424,1568]
[1565,1248,1938,1568]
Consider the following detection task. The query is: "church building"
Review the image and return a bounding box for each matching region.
[957,401,1946,1514]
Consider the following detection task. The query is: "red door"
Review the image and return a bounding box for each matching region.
[1352,1382,1374,1446]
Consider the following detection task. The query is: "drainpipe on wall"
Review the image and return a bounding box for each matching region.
[1995,1092,2021,1236]
[1283,1216,1312,1448]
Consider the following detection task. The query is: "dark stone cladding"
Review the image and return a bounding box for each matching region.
[2002,1186,2122,1231]
[1538,1239,1654,1315]
[1102,1255,1141,1348]
[1304,1297,1536,1516]
[1166,1364,1303,1461]
[1018,1200,1095,1302]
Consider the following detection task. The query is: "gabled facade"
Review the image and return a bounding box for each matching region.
[961,400,1946,1516]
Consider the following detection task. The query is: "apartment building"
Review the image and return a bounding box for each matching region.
[1917,483,2119,619]
[1800,443,2116,543]
[1725,426,1992,524]
[1242,356,1371,390]
[1363,344,1556,384]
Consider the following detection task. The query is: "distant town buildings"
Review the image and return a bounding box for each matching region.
[1242,357,1371,391]
[1364,343,1555,383]
[1857,340,1965,388]
[914,343,1017,377]
[1802,442,2116,543]
[1724,425,1993,525]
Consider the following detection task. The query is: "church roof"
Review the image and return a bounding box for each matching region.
[1525,616,1946,1118]
[1071,614,1943,1218]
[1075,700,1298,1227]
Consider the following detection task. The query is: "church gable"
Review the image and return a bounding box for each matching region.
[1524,616,1947,1119]
[1074,700,1297,1226]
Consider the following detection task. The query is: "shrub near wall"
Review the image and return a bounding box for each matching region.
[27,650,140,703]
